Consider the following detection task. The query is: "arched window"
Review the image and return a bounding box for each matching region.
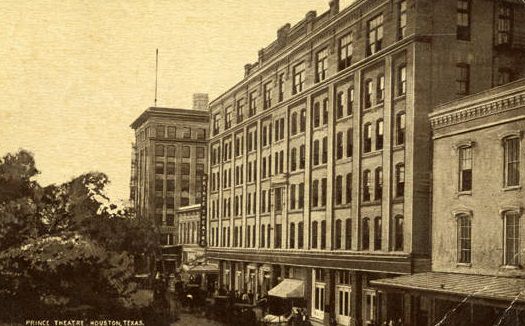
[261,225,266,248]
[312,221,318,249]
[363,123,372,153]
[298,222,304,249]
[300,145,306,169]
[267,224,271,248]
[376,119,384,150]
[291,112,298,135]
[374,217,382,250]
[362,218,370,250]
[394,215,404,251]
[457,214,471,264]
[345,219,352,249]
[363,170,371,202]
[375,167,383,201]
[337,132,344,159]
[291,147,297,171]
[321,220,327,249]
[395,164,405,197]
[335,175,343,205]
[335,219,342,249]
[313,140,320,165]
[290,223,295,249]
[346,128,353,157]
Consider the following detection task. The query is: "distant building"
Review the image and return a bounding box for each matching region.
[374,79,525,325]
[130,94,209,272]
[176,204,205,266]
[206,0,525,324]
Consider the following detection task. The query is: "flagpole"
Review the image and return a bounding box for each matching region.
[155,49,158,107]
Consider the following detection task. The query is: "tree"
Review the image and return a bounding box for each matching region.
[0,150,161,322]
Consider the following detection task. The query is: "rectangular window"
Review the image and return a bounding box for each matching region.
[278,73,285,102]
[347,88,354,116]
[312,180,319,207]
[196,147,205,159]
[504,137,520,187]
[456,64,470,95]
[314,102,321,128]
[275,224,282,248]
[398,0,407,40]
[264,82,273,109]
[155,144,165,157]
[337,132,344,159]
[457,214,471,264]
[300,109,306,132]
[293,62,305,94]
[398,65,407,96]
[182,145,191,158]
[396,164,405,197]
[316,48,328,83]
[347,128,353,158]
[336,92,344,119]
[156,125,165,138]
[365,80,373,108]
[275,188,283,213]
[363,170,371,202]
[167,126,176,139]
[377,75,385,103]
[345,219,352,249]
[457,0,471,40]
[249,91,257,117]
[363,123,372,153]
[335,175,343,205]
[312,222,318,248]
[367,15,383,56]
[339,33,353,71]
[236,99,244,123]
[298,222,304,248]
[322,99,328,125]
[322,137,328,164]
[376,120,384,150]
[290,184,296,210]
[497,3,512,46]
[213,114,220,135]
[182,127,191,139]
[225,107,232,129]
[396,113,406,145]
[459,146,472,192]
[504,212,520,266]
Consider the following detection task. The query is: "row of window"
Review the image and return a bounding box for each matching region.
[458,136,520,192]
[142,124,206,140]
[209,163,404,218]
[154,162,200,176]
[213,0,410,136]
[178,221,198,245]
[211,111,406,167]
[456,211,521,266]
[209,215,405,252]
[155,144,205,159]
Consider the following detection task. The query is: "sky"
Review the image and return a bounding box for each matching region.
[0,0,354,202]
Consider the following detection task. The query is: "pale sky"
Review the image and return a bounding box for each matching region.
[0,0,354,202]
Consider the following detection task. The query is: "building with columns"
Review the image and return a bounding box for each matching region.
[205,0,525,324]
[130,94,209,271]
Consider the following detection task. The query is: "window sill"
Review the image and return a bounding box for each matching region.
[289,132,306,141]
[393,144,405,151]
[336,114,353,123]
[335,204,352,209]
[500,265,521,270]
[456,263,472,268]
[363,103,383,112]
[503,185,521,192]
[392,197,404,204]
[361,201,381,207]
[394,94,407,103]
[312,163,328,171]
[456,191,472,197]
[311,207,327,212]
[362,150,382,159]
[336,157,353,164]
[288,170,305,177]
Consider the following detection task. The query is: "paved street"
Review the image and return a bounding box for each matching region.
[171,313,225,326]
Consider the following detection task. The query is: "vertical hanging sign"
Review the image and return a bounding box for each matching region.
[199,173,208,247]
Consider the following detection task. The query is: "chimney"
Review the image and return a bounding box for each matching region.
[244,63,252,78]
[192,93,209,111]
[329,0,340,16]
[305,10,317,33]
[277,23,291,46]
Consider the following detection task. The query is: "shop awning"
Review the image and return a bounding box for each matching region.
[268,279,304,298]
[371,272,525,303]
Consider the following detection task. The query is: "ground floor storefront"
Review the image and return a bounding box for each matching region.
[371,272,525,326]
[216,259,407,325]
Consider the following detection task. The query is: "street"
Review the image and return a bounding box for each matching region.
[171,313,225,326]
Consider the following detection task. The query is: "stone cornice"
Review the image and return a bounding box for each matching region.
[429,79,525,130]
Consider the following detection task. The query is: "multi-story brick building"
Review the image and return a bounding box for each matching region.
[374,79,525,325]
[206,0,524,324]
[130,94,209,271]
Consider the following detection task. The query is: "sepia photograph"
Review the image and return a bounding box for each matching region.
[1,0,525,325]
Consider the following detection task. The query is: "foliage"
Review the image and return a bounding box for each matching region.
[0,150,161,322]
